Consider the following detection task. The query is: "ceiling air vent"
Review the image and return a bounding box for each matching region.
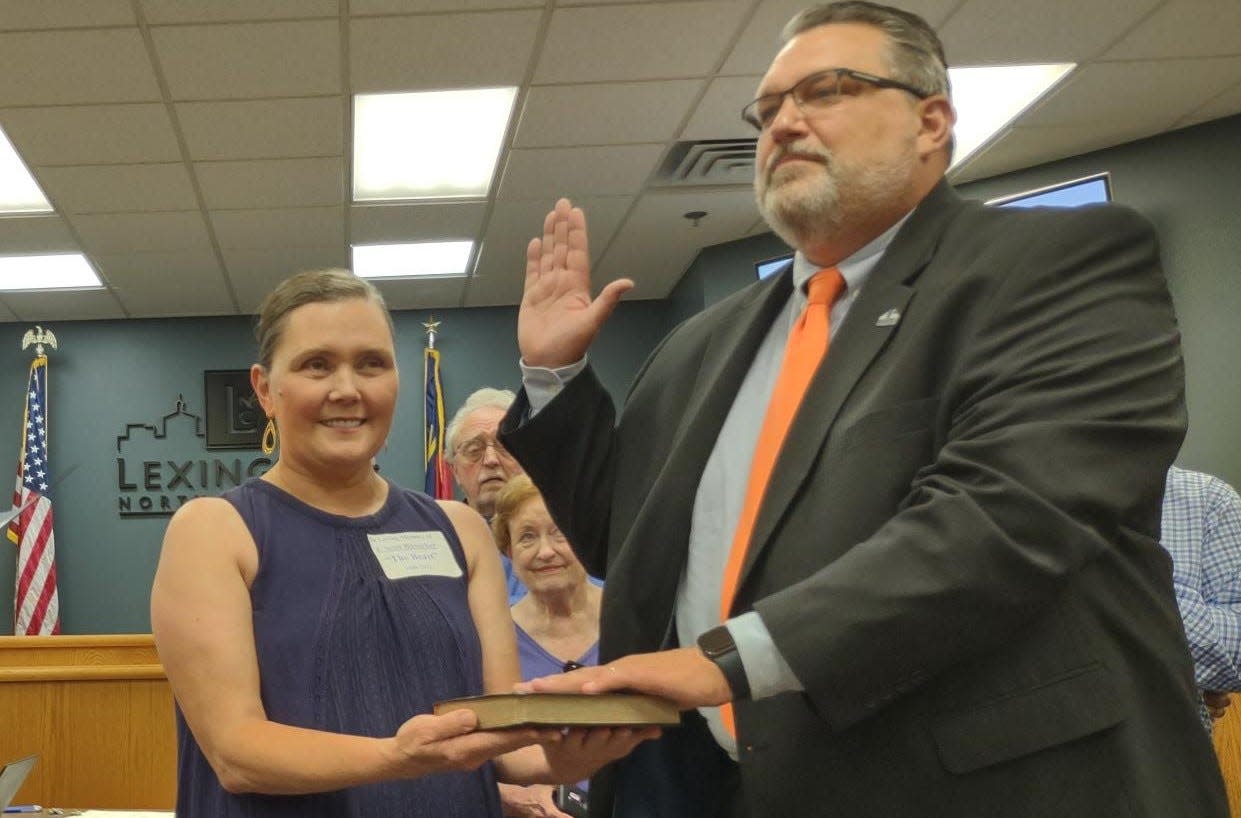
[652,139,757,187]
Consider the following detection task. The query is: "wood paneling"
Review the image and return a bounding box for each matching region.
[0,635,176,810]
[1214,704,1241,816]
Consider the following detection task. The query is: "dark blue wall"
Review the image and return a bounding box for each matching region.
[0,299,668,633]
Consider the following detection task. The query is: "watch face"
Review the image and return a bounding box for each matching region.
[698,626,736,658]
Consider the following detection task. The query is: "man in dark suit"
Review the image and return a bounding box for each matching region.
[500,2,1228,816]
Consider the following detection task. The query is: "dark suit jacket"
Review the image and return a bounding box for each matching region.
[501,181,1227,818]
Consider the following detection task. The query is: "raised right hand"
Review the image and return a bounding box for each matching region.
[518,198,634,368]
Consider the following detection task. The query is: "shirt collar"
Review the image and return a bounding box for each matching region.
[789,210,914,299]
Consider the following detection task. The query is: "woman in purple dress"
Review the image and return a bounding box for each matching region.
[492,475,603,817]
[151,269,652,818]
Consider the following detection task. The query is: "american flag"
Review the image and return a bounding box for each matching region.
[8,355,60,635]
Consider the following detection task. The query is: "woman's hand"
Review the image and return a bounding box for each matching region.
[391,710,553,777]
[539,725,661,784]
[499,782,574,818]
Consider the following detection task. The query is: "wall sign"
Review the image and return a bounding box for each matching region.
[115,394,270,518]
[204,369,262,450]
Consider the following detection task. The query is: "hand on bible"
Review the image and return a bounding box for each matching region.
[515,646,733,710]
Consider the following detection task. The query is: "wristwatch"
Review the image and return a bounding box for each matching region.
[697,625,751,700]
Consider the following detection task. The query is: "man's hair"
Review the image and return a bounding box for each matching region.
[254,268,393,370]
[490,474,542,557]
[783,1,951,100]
[445,387,517,462]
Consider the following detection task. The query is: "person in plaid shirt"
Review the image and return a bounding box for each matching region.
[1162,465,1241,730]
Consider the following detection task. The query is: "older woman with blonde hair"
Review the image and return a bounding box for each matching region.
[492,475,601,816]
[493,475,602,677]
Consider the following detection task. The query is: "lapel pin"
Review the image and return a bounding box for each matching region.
[875,308,901,327]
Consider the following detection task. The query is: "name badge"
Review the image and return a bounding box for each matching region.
[368,531,463,581]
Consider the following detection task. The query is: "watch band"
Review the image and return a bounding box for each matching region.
[697,624,751,700]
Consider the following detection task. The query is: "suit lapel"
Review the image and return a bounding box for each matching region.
[611,272,792,643]
[735,182,966,602]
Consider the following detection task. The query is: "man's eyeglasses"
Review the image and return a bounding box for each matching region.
[741,67,929,132]
[454,437,514,464]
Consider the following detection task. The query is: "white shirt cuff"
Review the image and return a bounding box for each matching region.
[520,356,587,415]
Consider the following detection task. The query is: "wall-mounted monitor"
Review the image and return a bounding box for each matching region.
[986,172,1112,209]
[756,253,793,280]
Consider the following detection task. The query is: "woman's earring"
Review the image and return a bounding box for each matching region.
[261,417,278,455]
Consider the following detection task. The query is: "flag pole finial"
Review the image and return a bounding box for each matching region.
[21,325,58,358]
[423,317,442,349]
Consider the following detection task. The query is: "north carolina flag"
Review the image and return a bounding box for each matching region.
[8,355,60,635]
[423,347,453,499]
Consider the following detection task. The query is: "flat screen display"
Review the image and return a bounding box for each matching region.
[986,172,1111,209]
[755,253,793,280]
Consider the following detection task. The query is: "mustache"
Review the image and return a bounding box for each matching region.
[764,142,831,177]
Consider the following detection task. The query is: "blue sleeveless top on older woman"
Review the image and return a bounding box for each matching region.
[174,477,502,818]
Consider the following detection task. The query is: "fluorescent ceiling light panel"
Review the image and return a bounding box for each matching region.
[352,241,473,279]
[0,253,103,291]
[949,63,1075,169]
[353,88,517,201]
[0,126,53,214]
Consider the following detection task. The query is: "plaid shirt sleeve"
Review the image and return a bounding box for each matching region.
[1162,468,1241,694]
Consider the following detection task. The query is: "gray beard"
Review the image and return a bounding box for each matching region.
[757,167,844,250]
[755,150,916,252]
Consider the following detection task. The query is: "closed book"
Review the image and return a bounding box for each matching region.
[433,692,681,729]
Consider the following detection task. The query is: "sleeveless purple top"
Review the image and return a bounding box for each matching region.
[174,478,501,818]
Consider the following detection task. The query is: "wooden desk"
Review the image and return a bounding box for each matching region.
[0,635,176,810]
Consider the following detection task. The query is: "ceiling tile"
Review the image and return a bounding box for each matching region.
[350,11,541,92]
[176,97,345,160]
[0,298,18,321]
[681,75,763,141]
[211,206,344,249]
[594,189,759,299]
[0,216,77,253]
[496,144,665,200]
[719,0,960,75]
[717,0,814,75]
[371,275,467,311]
[513,80,705,148]
[1102,0,1241,60]
[0,104,181,166]
[3,288,125,322]
[195,157,344,209]
[1177,87,1241,129]
[139,0,339,24]
[469,195,633,304]
[0,29,160,106]
[1019,58,1241,130]
[94,250,235,317]
[0,0,135,29]
[151,21,341,100]
[351,201,487,243]
[70,212,213,254]
[940,0,1162,64]
[533,1,750,84]
[224,245,351,311]
[34,164,199,213]
[352,0,539,11]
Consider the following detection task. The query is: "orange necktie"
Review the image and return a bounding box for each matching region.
[719,267,845,735]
